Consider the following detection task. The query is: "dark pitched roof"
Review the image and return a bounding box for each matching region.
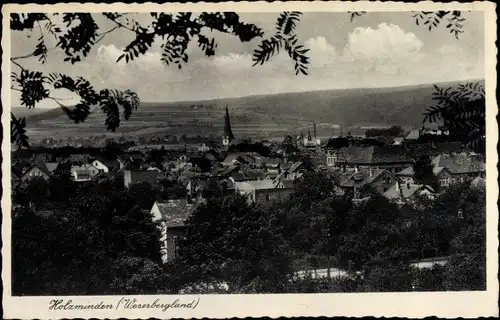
[432,153,485,174]
[371,145,414,164]
[403,142,468,159]
[283,144,300,154]
[45,162,59,173]
[332,146,413,164]
[288,161,304,173]
[129,170,162,185]
[22,162,51,177]
[262,157,283,166]
[383,183,434,200]
[12,161,28,177]
[230,172,246,181]
[339,168,395,189]
[243,169,267,180]
[154,199,203,227]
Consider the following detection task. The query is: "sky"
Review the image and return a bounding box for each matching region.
[10,11,485,108]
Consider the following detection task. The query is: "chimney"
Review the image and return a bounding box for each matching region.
[314,122,317,139]
[396,180,400,191]
[354,166,359,173]
[369,167,373,177]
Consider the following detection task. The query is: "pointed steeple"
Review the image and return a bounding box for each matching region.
[224,105,235,141]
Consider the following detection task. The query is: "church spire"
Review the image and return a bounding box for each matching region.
[224,105,234,140]
[222,105,234,146]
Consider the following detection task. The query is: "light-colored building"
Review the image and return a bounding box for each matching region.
[70,164,100,182]
[234,179,294,205]
[396,153,485,188]
[151,199,205,262]
[338,167,401,199]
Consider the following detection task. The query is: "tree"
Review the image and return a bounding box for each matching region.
[11,11,475,148]
[336,195,411,277]
[307,195,352,278]
[128,181,162,210]
[443,185,486,290]
[413,155,439,191]
[13,177,50,209]
[12,178,166,295]
[173,195,293,293]
[423,82,485,153]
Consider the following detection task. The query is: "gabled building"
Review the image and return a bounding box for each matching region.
[431,153,485,187]
[20,163,51,182]
[326,145,414,174]
[338,168,400,199]
[383,181,436,203]
[89,158,119,173]
[281,161,308,181]
[396,153,485,188]
[151,199,206,262]
[234,178,294,205]
[405,128,421,141]
[70,164,100,182]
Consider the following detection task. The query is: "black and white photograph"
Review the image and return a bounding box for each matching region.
[2,2,498,319]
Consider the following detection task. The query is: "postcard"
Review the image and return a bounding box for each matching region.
[2,1,498,319]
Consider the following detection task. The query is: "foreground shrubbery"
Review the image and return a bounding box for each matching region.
[12,171,486,295]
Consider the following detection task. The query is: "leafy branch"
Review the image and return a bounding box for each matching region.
[423,82,485,152]
[253,12,309,75]
[348,11,366,22]
[350,10,467,39]
[11,113,30,148]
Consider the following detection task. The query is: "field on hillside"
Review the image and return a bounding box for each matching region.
[13,80,479,140]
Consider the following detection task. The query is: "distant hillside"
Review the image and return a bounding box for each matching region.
[16,79,484,139]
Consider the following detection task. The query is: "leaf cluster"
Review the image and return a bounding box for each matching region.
[252,12,309,75]
[423,82,485,151]
[413,11,465,38]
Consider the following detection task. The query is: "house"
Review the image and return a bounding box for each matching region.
[185,175,228,200]
[280,143,300,158]
[166,155,192,173]
[397,152,485,189]
[123,170,162,188]
[260,157,283,172]
[383,181,436,203]
[338,168,400,199]
[233,179,294,205]
[71,164,100,182]
[198,143,211,152]
[276,161,306,181]
[393,137,405,145]
[150,199,205,262]
[89,158,118,173]
[431,153,485,187]
[221,153,254,167]
[405,129,421,140]
[20,163,51,182]
[325,145,414,174]
[396,166,418,184]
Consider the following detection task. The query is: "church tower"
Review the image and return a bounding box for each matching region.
[222,105,235,146]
